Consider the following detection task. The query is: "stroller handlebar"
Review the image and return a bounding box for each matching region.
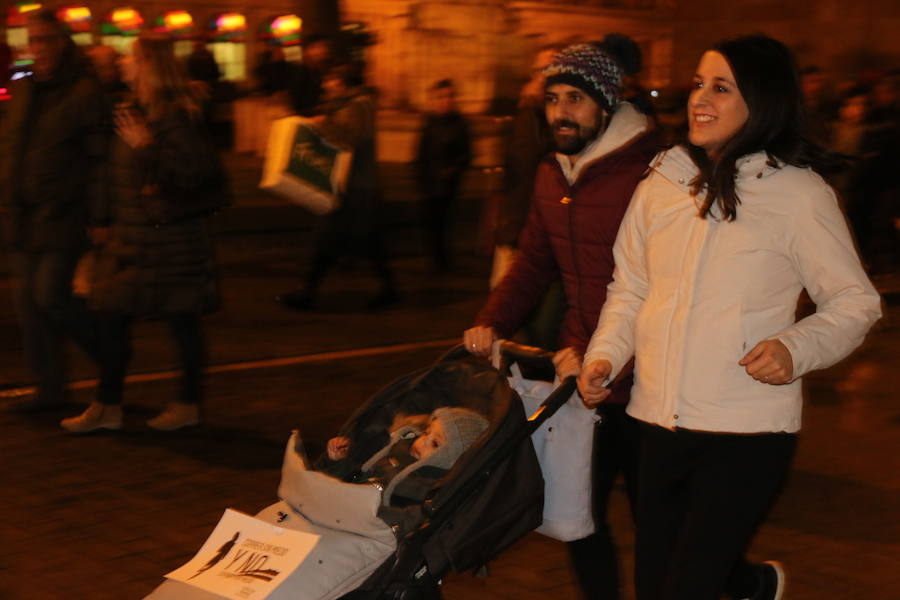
[492,340,556,372]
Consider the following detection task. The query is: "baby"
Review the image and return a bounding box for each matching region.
[325,406,489,506]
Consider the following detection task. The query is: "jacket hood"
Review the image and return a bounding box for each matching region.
[557,101,650,185]
[652,146,784,194]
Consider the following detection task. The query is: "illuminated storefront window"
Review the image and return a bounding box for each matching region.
[6,2,42,52]
[102,7,143,54]
[208,12,246,81]
[261,14,302,62]
[154,10,194,57]
[57,5,92,46]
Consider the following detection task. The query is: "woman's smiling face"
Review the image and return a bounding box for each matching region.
[688,51,750,159]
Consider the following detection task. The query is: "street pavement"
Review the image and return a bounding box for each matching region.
[1,153,898,600]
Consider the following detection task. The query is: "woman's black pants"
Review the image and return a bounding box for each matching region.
[634,423,797,600]
[97,312,206,406]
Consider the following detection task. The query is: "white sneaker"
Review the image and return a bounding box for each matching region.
[61,402,123,433]
[147,403,200,431]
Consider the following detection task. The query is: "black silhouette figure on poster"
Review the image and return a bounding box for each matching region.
[189,531,240,580]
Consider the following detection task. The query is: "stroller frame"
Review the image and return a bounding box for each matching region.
[352,342,578,600]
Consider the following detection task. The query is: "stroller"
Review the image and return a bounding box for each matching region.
[144,342,577,600]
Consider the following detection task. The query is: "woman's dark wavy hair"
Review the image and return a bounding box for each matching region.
[688,34,841,221]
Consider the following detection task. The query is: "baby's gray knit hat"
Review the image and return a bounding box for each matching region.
[429,407,489,470]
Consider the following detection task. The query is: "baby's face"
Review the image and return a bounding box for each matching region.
[410,419,446,461]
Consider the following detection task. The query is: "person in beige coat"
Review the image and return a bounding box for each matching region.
[579,36,881,600]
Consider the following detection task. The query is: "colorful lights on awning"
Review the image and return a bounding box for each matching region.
[102,7,143,36]
[7,2,43,28]
[57,5,92,33]
[264,14,301,46]
[155,10,194,39]
[210,12,246,42]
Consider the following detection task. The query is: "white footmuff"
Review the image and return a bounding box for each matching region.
[144,432,397,600]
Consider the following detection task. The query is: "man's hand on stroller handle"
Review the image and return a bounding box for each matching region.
[578,359,613,408]
[463,325,497,357]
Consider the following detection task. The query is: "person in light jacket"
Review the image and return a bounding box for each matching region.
[578,35,882,600]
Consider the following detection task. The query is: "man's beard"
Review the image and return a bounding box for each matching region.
[552,119,600,156]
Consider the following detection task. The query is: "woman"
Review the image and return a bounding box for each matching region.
[578,35,881,600]
[62,34,226,433]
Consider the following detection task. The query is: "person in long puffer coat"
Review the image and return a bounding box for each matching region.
[62,34,227,434]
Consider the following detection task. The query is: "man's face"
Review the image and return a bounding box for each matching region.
[27,21,66,80]
[545,83,604,156]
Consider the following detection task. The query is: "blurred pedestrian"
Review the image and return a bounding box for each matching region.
[415,79,472,272]
[185,39,220,89]
[464,42,661,600]
[863,69,900,273]
[279,63,397,310]
[61,33,227,433]
[579,35,881,600]
[0,41,11,86]
[253,44,289,96]
[0,9,106,412]
[601,33,655,119]
[491,45,558,287]
[490,44,562,350]
[286,34,332,116]
[801,66,837,146]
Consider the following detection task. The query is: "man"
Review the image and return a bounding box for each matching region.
[464,43,660,599]
[279,63,397,310]
[0,9,107,411]
[415,79,471,272]
[185,39,221,88]
[286,34,332,116]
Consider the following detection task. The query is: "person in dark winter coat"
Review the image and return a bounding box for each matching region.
[279,63,397,310]
[415,79,472,272]
[286,35,332,117]
[464,43,660,600]
[61,33,226,433]
[0,9,107,412]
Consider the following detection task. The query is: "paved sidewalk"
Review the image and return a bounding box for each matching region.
[2,299,898,600]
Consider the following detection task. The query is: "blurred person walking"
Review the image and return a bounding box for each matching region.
[185,39,220,90]
[61,34,227,433]
[490,44,561,349]
[464,42,660,600]
[579,35,881,600]
[415,79,472,273]
[279,63,397,311]
[287,34,332,117]
[0,9,106,412]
